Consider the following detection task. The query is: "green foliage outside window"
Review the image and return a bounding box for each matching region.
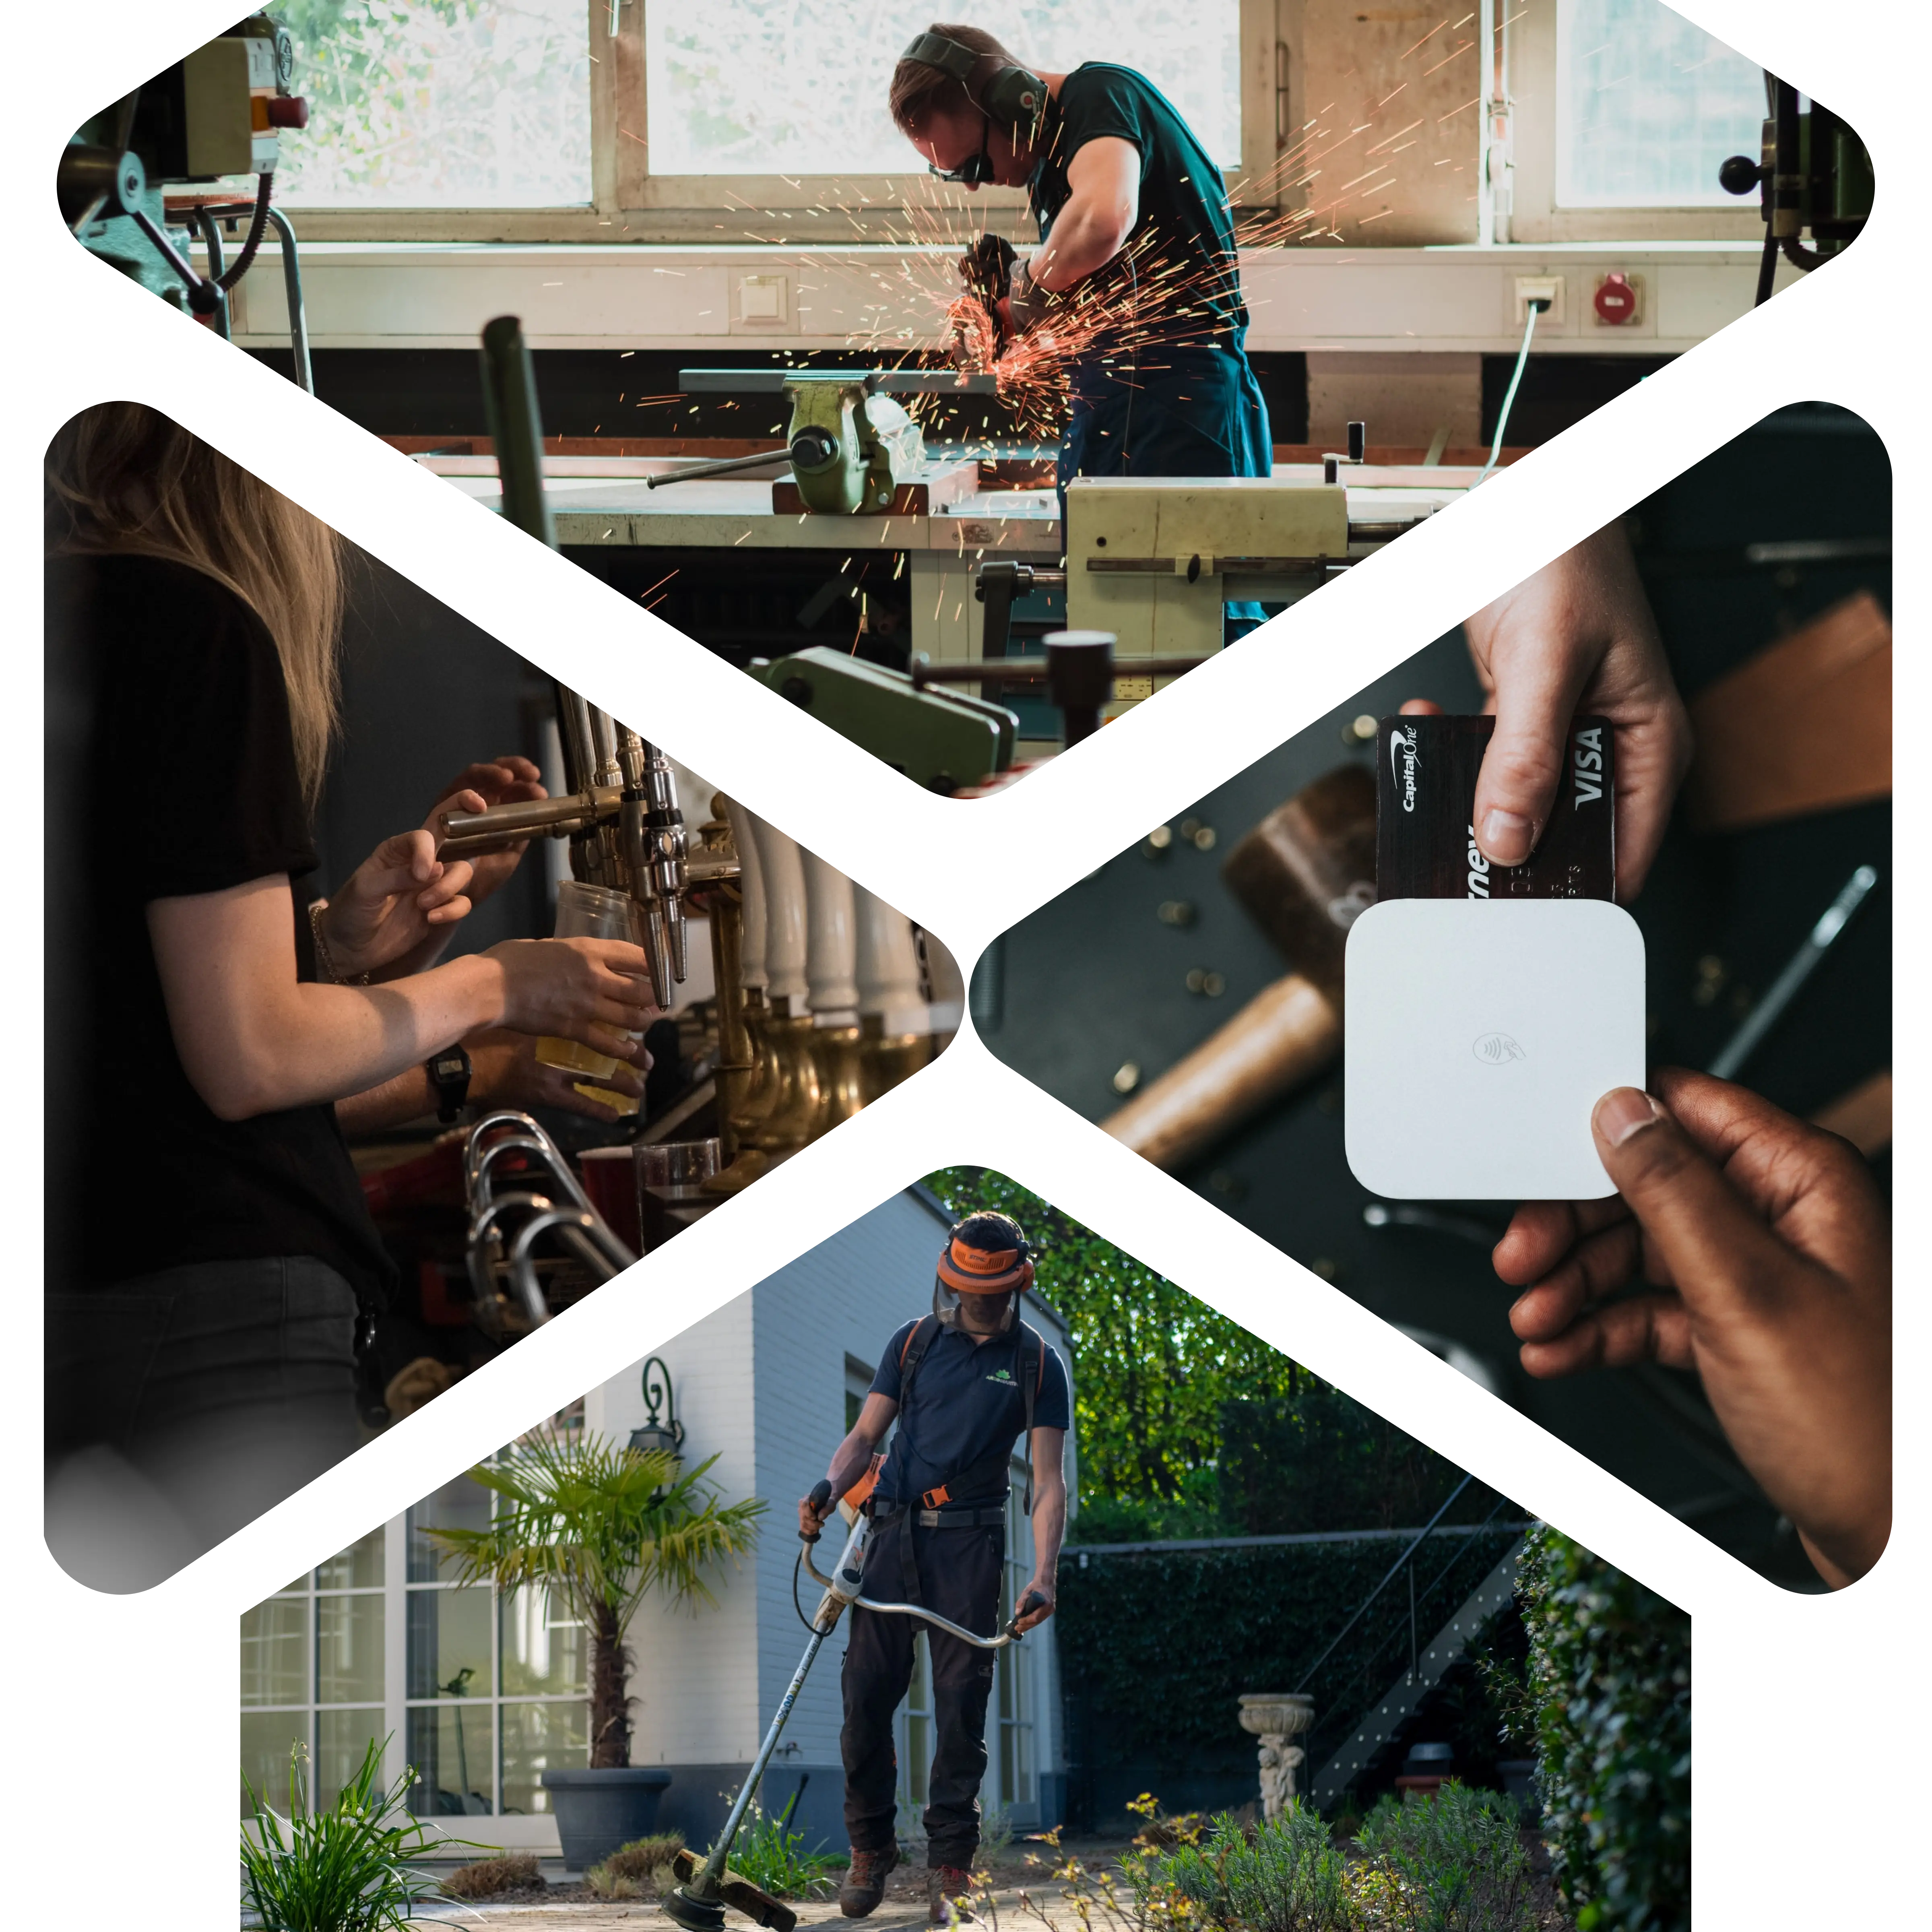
[270,0,592,206]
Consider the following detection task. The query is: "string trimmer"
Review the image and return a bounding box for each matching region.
[663,1474,1046,1932]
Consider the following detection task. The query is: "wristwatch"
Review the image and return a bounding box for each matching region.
[427,1045,473,1123]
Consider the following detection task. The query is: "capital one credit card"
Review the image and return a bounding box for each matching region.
[1377,714,1615,900]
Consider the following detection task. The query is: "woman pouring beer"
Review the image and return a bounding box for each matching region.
[43,402,648,1588]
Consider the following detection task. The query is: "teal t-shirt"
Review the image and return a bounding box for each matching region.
[1027,63,1248,352]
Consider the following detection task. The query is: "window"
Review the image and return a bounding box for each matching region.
[1554,0,1765,207]
[405,1469,589,1816]
[1503,0,1765,243]
[239,1437,590,1822]
[645,2,1243,178]
[240,2,1274,239]
[993,1463,1036,1812]
[239,1526,386,1815]
[271,0,594,207]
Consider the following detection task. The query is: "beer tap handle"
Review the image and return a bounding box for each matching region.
[855,888,927,1033]
[803,852,859,1024]
[721,797,769,995]
[750,818,809,1010]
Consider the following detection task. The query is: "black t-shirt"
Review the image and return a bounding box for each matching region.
[869,1317,1072,1506]
[1028,63,1248,357]
[44,552,395,1309]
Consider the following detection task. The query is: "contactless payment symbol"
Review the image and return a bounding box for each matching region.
[1472,1032,1526,1065]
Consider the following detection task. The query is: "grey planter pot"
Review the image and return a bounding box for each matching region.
[541,1767,673,1871]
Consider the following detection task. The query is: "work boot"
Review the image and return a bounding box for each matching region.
[928,1864,978,1925]
[838,1845,898,1919]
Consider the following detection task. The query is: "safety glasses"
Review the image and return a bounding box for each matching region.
[928,116,995,187]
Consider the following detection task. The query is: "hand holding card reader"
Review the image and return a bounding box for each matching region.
[1344,715,1645,1199]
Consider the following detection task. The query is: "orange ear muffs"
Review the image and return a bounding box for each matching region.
[936,1238,1032,1294]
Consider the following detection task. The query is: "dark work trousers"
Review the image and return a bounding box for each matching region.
[45,1255,363,1591]
[1058,336,1276,644]
[842,1508,1004,1867]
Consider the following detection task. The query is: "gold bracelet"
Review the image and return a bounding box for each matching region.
[309,899,370,987]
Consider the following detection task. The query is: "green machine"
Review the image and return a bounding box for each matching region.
[748,647,1017,793]
[653,367,1023,785]
[59,11,314,384]
[645,367,995,516]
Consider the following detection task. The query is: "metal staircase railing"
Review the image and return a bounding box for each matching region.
[1285,1482,1528,1796]
[1306,1535,1527,1808]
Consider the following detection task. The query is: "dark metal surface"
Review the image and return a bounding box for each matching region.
[978,403,1890,1588]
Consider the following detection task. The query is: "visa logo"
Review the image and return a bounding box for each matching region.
[1573,726,1605,808]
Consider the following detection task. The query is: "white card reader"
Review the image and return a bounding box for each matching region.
[1344,898,1646,1200]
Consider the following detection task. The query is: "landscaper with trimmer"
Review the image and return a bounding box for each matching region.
[800,1212,1070,1924]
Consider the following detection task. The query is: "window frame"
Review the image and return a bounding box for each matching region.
[1502,0,1764,243]
[280,0,1285,244]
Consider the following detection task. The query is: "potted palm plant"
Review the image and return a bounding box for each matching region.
[430,1428,765,1872]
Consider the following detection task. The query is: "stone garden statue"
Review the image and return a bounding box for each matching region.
[1237,1693,1316,1819]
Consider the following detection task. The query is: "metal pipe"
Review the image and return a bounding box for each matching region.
[194,206,233,341]
[642,448,793,487]
[479,315,555,546]
[264,205,313,395]
[552,683,598,800]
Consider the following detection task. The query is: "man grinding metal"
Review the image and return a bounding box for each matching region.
[800,1212,1070,1924]
[890,25,1272,640]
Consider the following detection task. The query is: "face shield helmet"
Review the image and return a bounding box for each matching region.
[933,1211,1035,1331]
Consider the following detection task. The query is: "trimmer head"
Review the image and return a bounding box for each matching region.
[668,1848,800,1932]
[663,1885,729,1932]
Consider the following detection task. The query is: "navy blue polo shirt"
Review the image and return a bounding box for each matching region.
[869,1319,1071,1507]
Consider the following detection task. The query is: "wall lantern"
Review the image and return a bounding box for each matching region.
[627,1355,686,1466]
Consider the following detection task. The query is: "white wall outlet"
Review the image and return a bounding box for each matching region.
[1512,274,1566,327]
[737,274,787,326]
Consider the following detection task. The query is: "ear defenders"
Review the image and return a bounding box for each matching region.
[935,1235,1035,1296]
[903,31,1048,182]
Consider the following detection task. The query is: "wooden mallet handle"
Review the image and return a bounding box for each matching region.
[1100,974,1341,1172]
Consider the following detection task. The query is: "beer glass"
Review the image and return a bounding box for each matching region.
[536,881,645,1116]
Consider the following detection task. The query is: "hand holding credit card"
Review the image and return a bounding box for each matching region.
[1458,523,1691,894]
[1378,712,1617,902]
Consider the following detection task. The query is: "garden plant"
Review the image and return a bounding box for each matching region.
[241,1736,467,1932]
[429,1428,764,1767]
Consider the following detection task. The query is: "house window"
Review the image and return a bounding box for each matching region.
[239,1525,386,1815]
[239,1421,590,1821]
[1553,0,1765,208]
[645,2,1245,178]
[994,1460,1036,1812]
[405,1468,590,1816]
[270,0,594,207]
[898,1630,937,1818]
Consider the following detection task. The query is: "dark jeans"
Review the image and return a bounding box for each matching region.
[45,1255,362,1591]
[842,1510,1003,1867]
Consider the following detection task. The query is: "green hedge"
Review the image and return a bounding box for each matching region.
[1057,1530,1522,1780]
[1521,1527,1691,1932]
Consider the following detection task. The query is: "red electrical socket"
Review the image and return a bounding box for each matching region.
[1593,272,1640,325]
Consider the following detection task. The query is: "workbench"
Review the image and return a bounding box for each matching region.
[431,454,1475,672]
